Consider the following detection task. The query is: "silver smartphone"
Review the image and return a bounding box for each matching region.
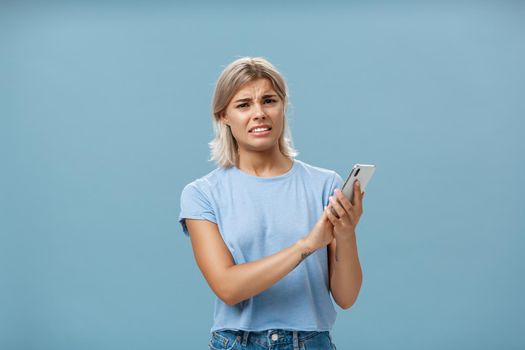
[330,163,376,217]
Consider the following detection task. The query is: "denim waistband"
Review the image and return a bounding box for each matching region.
[213,329,329,349]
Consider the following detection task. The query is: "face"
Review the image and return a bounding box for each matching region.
[222,78,284,153]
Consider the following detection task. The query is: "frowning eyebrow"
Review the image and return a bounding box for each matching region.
[234,94,278,103]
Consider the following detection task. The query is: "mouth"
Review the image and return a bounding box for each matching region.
[249,128,272,134]
[248,126,272,134]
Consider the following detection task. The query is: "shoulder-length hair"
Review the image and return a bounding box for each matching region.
[208,56,299,168]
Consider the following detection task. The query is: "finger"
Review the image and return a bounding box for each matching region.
[353,180,363,208]
[329,196,346,219]
[347,207,357,226]
[324,205,337,224]
[334,188,353,215]
[329,206,340,219]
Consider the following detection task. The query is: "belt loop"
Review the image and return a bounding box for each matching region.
[241,330,250,346]
[293,330,299,350]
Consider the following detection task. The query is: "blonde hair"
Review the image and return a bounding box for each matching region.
[208,56,299,168]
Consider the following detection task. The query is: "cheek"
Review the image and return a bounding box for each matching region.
[274,117,285,133]
[229,121,249,139]
[230,125,244,139]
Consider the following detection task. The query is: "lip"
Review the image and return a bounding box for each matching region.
[250,128,272,137]
[248,124,272,133]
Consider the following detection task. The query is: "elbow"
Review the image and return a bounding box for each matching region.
[210,267,239,306]
[338,283,363,310]
[221,293,245,306]
[220,293,238,306]
[214,266,250,306]
[339,300,356,310]
[221,284,249,306]
[215,283,239,306]
[338,293,359,310]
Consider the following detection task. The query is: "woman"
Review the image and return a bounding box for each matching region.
[178,57,365,350]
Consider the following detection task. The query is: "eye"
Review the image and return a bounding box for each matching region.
[236,103,249,108]
[264,98,277,104]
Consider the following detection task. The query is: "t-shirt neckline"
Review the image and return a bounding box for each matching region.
[232,159,298,182]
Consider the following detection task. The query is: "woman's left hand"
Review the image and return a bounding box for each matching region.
[325,180,365,239]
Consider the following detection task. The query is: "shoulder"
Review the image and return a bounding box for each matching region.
[180,166,229,199]
[294,158,341,183]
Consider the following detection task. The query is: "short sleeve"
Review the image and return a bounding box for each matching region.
[325,171,344,207]
[178,182,217,237]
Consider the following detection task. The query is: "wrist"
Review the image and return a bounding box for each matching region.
[299,237,316,252]
[334,230,356,243]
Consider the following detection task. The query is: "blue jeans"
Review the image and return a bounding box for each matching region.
[208,329,337,350]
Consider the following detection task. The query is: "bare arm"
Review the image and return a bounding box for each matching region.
[186,219,315,306]
[327,234,363,309]
[326,184,365,309]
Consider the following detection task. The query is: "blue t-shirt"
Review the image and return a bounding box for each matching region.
[178,158,344,333]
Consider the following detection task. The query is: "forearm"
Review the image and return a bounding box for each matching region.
[224,238,314,305]
[330,232,363,309]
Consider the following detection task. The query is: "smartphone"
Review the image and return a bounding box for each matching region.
[330,163,376,218]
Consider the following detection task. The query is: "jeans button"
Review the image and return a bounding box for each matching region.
[271,334,279,341]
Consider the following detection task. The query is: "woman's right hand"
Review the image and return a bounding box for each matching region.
[302,207,335,251]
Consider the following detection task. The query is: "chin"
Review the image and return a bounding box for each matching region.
[245,141,278,152]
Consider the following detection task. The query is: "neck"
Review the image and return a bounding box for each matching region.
[236,147,293,177]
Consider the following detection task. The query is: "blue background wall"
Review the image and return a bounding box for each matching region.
[1,1,524,349]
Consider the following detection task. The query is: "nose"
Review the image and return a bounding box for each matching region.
[252,102,267,120]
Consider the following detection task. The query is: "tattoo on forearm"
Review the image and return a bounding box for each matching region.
[294,250,313,268]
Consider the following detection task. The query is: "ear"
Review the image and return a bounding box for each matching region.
[220,113,229,126]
